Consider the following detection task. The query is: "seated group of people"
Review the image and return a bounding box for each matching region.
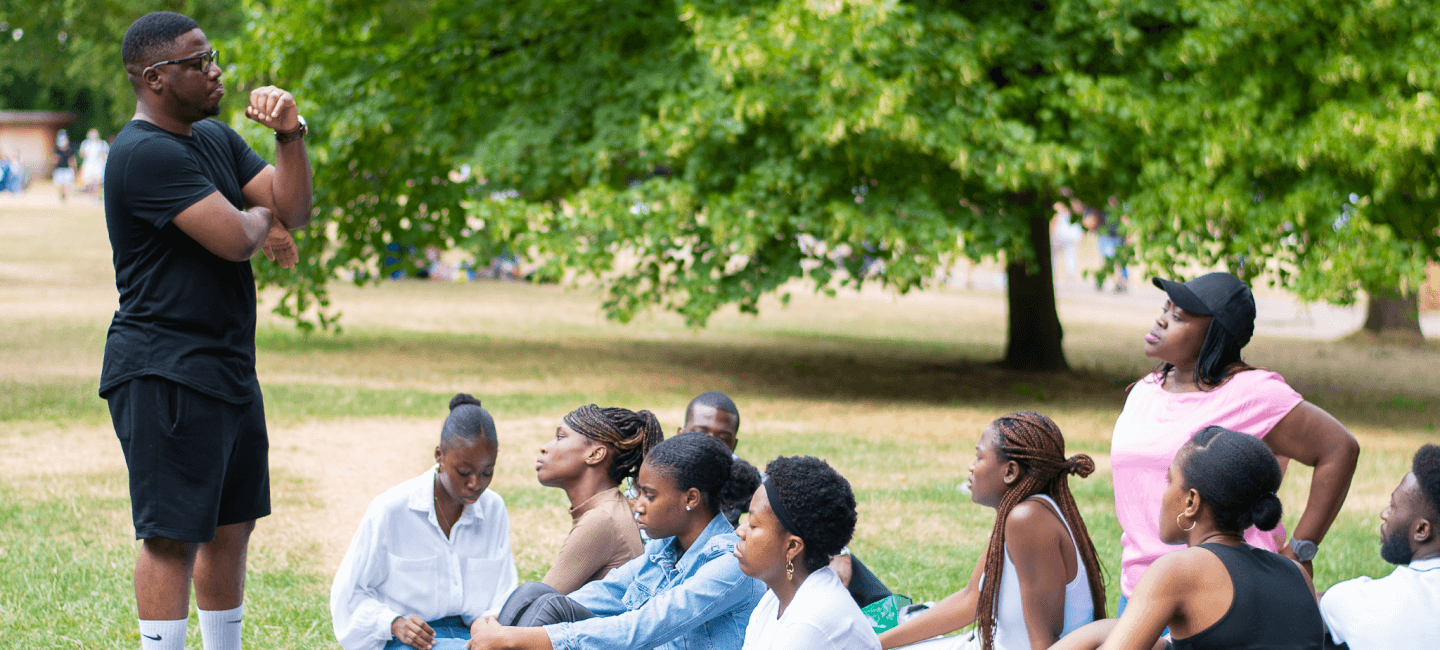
[326,383,1440,650]
[325,273,1438,650]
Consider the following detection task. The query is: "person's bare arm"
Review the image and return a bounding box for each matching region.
[1007,502,1070,650]
[1099,552,1193,650]
[1049,619,1117,650]
[170,192,273,262]
[240,86,311,229]
[1264,401,1360,574]
[879,545,987,648]
[466,619,551,650]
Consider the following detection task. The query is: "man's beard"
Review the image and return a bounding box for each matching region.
[202,105,221,117]
[1380,526,1414,565]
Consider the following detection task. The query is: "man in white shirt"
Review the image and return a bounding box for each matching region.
[1320,443,1440,649]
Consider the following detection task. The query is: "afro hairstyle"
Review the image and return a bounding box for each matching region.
[763,455,857,573]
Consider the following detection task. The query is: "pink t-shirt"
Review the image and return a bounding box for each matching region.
[1110,369,1303,597]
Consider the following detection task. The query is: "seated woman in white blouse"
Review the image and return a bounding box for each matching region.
[330,394,519,650]
[736,455,881,650]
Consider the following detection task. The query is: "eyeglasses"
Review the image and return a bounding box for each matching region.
[145,49,219,74]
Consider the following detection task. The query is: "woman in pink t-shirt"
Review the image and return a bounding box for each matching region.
[1110,272,1358,604]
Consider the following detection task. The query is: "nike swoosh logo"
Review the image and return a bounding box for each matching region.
[142,633,162,640]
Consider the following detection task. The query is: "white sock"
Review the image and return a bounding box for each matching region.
[138,618,187,650]
[197,605,243,650]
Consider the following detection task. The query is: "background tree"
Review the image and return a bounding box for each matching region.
[1089,0,1440,340]
[236,0,1169,371]
[0,1,242,135]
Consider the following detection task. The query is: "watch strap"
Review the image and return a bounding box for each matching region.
[1290,538,1319,562]
[275,115,307,143]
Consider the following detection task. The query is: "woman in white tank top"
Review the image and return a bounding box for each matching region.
[879,412,1108,650]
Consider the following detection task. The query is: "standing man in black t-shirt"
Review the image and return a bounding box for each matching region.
[102,12,312,650]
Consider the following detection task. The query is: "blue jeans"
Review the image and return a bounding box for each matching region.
[383,616,471,650]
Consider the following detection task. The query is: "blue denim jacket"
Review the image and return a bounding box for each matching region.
[544,514,765,650]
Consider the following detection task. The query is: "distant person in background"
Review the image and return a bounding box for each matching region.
[79,128,110,196]
[1319,444,1440,650]
[0,152,11,192]
[1079,201,1126,293]
[680,391,893,608]
[1051,202,1083,282]
[53,129,75,201]
[534,404,661,594]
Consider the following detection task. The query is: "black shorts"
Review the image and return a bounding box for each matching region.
[106,376,270,543]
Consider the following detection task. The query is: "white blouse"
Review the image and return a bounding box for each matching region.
[742,567,882,650]
[330,468,519,650]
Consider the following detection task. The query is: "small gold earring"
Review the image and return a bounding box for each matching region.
[786,559,794,581]
[1177,512,1196,532]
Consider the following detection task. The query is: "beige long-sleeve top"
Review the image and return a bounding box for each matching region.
[541,488,644,594]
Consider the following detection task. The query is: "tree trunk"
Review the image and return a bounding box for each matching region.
[1362,290,1424,340]
[1002,199,1069,371]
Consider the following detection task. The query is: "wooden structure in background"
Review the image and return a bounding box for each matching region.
[0,111,78,178]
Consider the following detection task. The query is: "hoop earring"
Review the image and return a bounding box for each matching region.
[786,559,794,581]
[1177,512,1196,532]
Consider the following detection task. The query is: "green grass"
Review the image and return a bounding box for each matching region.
[0,474,334,650]
[2,200,1435,647]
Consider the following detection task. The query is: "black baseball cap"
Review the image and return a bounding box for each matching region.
[1151,272,1256,347]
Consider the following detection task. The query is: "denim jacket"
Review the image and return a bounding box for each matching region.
[545,514,765,650]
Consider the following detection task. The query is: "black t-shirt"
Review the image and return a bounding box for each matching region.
[100,119,269,404]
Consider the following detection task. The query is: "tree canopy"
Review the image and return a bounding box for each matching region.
[0,0,242,134]
[235,0,1154,369]
[1085,1,1440,331]
[230,0,1440,358]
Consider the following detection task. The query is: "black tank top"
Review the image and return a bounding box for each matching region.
[1170,543,1325,650]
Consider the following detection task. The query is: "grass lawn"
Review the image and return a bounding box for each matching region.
[1,195,1435,648]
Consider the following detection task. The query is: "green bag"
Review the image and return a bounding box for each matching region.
[861,594,913,634]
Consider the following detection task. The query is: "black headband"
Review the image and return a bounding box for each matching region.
[762,476,801,537]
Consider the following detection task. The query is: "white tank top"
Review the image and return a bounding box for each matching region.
[987,494,1095,650]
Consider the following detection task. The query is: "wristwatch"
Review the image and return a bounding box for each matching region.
[1289,538,1319,562]
[275,115,307,143]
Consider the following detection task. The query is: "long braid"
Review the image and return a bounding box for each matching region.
[563,404,664,485]
[975,412,1107,650]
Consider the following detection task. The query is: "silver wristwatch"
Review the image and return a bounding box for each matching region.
[1290,538,1319,562]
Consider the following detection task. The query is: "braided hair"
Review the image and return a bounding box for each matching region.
[441,393,497,446]
[976,412,1106,650]
[562,404,664,485]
